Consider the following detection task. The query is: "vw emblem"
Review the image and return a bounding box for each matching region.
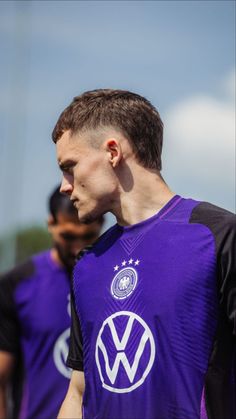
[53,328,72,379]
[95,311,156,393]
[111,267,138,300]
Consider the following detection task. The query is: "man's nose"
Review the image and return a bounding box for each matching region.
[60,176,73,196]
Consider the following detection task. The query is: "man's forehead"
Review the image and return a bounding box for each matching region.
[57,129,75,146]
[56,130,79,162]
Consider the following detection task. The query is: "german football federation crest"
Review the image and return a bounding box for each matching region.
[111,258,140,300]
[95,311,155,393]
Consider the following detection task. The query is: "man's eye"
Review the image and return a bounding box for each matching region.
[63,166,73,175]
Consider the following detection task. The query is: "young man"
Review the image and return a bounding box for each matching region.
[0,186,103,419]
[52,90,235,419]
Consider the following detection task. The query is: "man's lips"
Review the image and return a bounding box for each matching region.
[72,199,79,208]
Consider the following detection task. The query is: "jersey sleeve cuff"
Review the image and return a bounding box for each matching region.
[66,356,84,371]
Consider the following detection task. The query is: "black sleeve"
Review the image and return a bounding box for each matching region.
[190,202,236,418]
[0,274,20,354]
[190,202,236,335]
[66,289,84,371]
[0,260,35,354]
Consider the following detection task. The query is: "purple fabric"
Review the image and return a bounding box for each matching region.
[200,387,208,419]
[19,380,29,419]
[14,250,71,419]
[73,196,218,419]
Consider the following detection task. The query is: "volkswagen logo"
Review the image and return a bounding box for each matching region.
[95,311,155,393]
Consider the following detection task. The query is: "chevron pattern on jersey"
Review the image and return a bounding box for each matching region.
[120,233,146,255]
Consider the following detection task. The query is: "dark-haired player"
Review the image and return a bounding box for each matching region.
[0,186,103,419]
[53,89,235,419]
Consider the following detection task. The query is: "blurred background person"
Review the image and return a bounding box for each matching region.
[0,185,104,419]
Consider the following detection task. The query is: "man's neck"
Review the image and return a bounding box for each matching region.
[112,166,175,226]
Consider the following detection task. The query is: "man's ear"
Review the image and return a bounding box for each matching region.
[105,138,122,168]
[47,215,55,232]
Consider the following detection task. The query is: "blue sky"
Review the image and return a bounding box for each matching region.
[0,0,235,237]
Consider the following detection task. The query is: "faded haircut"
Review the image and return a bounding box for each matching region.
[52,89,164,171]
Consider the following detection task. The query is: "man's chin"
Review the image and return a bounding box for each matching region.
[78,210,96,225]
[56,247,76,272]
[64,258,77,273]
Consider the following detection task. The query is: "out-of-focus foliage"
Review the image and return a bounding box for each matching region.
[15,226,52,264]
[0,226,52,270]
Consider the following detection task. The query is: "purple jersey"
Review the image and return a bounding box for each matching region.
[0,250,71,419]
[68,196,236,419]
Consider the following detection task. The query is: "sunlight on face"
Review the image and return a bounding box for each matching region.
[56,130,117,223]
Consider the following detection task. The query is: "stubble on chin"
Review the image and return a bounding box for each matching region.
[79,213,96,225]
[78,207,104,225]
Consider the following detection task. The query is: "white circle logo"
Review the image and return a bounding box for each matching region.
[111,267,138,300]
[53,328,72,379]
[95,311,155,393]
